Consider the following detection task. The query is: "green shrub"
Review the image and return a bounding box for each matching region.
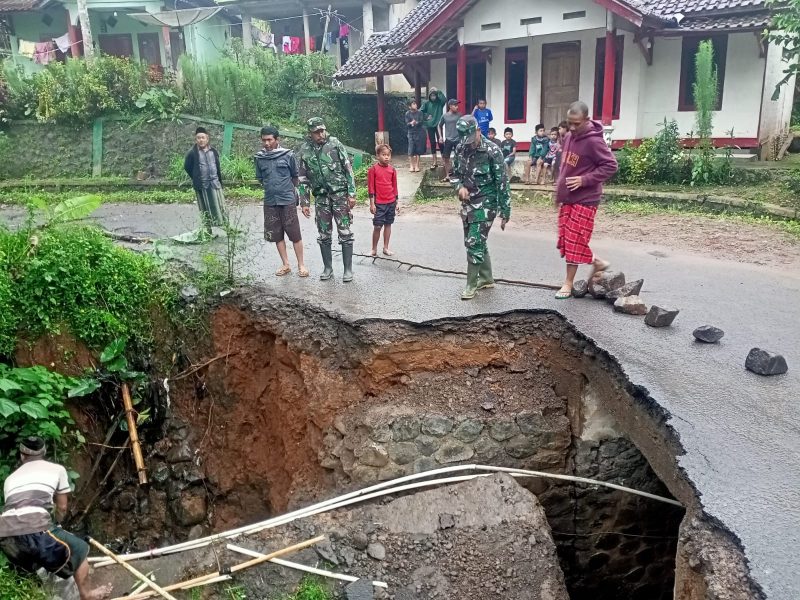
[0,225,170,354]
[651,119,683,183]
[33,57,148,123]
[691,40,718,186]
[282,577,332,600]
[787,167,800,197]
[221,154,255,182]
[0,364,96,481]
[167,154,191,186]
[0,559,47,600]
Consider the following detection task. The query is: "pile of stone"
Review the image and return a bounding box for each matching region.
[570,272,788,376]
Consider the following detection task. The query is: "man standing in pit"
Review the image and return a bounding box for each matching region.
[450,115,511,300]
[297,117,358,282]
[0,437,113,599]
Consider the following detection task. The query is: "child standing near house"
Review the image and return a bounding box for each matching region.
[486,127,501,146]
[405,99,426,172]
[543,127,561,184]
[500,127,517,177]
[368,144,400,256]
[525,124,549,184]
[472,99,494,137]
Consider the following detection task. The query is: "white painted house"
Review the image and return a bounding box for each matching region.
[335,0,794,150]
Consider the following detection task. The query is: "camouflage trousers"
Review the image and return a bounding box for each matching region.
[461,206,496,265]
[315,194,354,245]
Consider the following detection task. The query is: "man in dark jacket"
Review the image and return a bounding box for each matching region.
[184,127,227,235]
[554,101,618,299]
[255,126,310,277]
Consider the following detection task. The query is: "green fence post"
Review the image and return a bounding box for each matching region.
[352,152,362,170]
[222,122,234,157]
[92,118,104,177]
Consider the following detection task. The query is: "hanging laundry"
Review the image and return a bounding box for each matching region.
[53,33,71,55]
[289,36,300,54]
[339,23,350,37]
[18,39,36,58]
[314,35,323,52]
[340,35,349,62]
[33,41,56,64]
[323,31,333,52]
[282,35,292,53]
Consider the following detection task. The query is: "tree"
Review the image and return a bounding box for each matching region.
[693,40,718,139]
[766,0,799,99]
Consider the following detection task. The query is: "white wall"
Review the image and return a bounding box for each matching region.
[462,0,606,45]
[640,32,765,139]
[759,39,797,142]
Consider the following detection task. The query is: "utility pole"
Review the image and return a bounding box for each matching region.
[321,4,332,47]
[76,0,95,61]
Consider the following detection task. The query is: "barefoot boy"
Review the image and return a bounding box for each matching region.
[525,124,549,184]
[368,144,400,256]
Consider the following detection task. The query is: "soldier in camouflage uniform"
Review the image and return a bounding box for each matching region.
[451,114,511,300]
[297,117,358,282]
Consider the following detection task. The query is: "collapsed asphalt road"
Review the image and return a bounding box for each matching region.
[2,200,799,597]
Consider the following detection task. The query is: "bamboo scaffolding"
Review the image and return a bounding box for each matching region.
[88,538,177,600]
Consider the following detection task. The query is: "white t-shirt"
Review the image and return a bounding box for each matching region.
[0,459,71,537]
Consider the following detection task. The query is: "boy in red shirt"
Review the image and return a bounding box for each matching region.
[368,144,400,256]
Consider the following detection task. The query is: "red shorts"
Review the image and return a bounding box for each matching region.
[557,203,597,265]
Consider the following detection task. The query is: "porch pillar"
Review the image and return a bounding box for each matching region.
[162,27,173,70]
[601,12,616,126]
[414,69,422,107]
[362,0,374,41]
[241,12,253,50]
[67,22,82,57]
[457,29,467,110]
[377,75,386,131]
[302,8,311,54]
[76,0,94,61]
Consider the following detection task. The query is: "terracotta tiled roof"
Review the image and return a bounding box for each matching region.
[678,11,770,28]
[641,0,766,15]
[335,0,773,80]
[0,0,46,11]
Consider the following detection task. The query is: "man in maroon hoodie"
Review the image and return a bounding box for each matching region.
[554,101,618,299]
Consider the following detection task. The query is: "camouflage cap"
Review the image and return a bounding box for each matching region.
[307,117,327,132]
[456,115,479,144]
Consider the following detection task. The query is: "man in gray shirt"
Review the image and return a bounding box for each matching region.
[438,99,462,181]
[255,126,311,277]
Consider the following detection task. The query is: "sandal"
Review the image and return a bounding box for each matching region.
[555,286,572,300]
[275,265,292,276]
[298,267,310,278]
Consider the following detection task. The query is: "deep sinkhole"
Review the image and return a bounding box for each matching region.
[83,295,757,599]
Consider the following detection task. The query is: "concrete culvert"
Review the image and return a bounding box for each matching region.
[88,291,762,599]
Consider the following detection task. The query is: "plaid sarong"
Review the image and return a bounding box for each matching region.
[557,203,597,265]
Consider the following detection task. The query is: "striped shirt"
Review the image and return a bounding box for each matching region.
[0,459,71,537]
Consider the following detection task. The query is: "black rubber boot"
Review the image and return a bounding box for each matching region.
[461,262,481,300]
[341,242,354,283]
[319,243,334,281]
[476,251,495,290]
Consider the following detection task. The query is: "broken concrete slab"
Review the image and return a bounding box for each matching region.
[571,280,589,298]
[345,579,374,600]
[588,271,626,299]
[645,306,680,328]
[606,279,644,304]
[693,325,725,344]
[613,295,648,315]
[745,348,788,376]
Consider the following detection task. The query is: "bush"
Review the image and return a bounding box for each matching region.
[32,56,148,123]
[221,154,255,182]
[0,559,46,600]
[787,167,800,197]
[0,224,170,354]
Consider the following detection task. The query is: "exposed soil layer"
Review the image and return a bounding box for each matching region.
[88,291,763,599]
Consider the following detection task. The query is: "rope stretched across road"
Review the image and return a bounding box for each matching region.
[345,250,562,291]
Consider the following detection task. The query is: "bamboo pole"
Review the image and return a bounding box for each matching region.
[121,383,148,485]
[111,535,325,600]
[226,544,389,588]
[87,538,177,600]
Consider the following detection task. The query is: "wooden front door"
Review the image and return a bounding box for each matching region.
[98,33,133,58]
[137,32,161,66]
[541,42,581,126]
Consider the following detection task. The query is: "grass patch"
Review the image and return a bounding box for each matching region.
[0,186,262,207]
[0,561,46,600]
[281,577,332,600]
[607,182,800,211]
